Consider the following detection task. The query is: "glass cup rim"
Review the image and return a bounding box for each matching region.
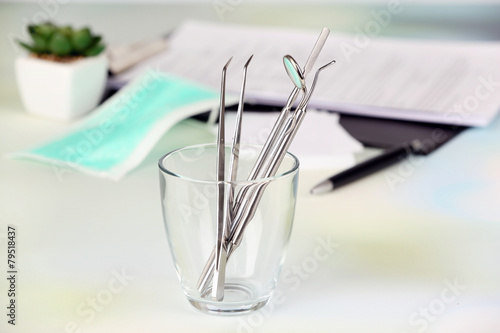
[158,143,299,185]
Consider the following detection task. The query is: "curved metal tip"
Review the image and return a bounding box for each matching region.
[298,58,336,109]
[223,56,233,70]
[318,59,336,71]
[244,55,254,68]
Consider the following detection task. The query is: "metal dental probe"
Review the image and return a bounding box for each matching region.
[212,57,232,301]
[227,55,253,228]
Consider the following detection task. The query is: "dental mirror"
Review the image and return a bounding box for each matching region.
[283,55,305,90]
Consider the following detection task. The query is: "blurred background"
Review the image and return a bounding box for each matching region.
[2,0,500,82]
[3,0,500,124]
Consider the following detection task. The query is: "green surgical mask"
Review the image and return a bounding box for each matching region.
[10,70,232,180]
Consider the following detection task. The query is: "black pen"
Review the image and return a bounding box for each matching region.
[310,140,423,194]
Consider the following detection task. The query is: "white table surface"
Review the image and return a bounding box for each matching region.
[1,3,500,333]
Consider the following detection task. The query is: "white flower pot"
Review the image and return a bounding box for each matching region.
[15,54,108,120]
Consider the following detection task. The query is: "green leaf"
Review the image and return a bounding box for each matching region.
[32,34,48,52]
[34,23,56,40]
[71,28,92,52]
[58,26,73,38]
[84,43,105,57]
[23,22,105,58]
[17,41,38,54]
[28,25,36,37]
[48,32,72,56]
[87,36,102,49]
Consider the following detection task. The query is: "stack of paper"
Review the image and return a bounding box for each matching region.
[110,20,500,127]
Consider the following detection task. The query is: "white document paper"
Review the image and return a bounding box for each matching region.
[224,110,363,170]
[110,20,500,127]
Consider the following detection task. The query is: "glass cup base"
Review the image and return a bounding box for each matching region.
[187,283,270,315]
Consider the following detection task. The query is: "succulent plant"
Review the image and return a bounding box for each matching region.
[18,22,105,59]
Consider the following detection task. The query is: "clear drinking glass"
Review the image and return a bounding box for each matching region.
[158,143,299,315]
